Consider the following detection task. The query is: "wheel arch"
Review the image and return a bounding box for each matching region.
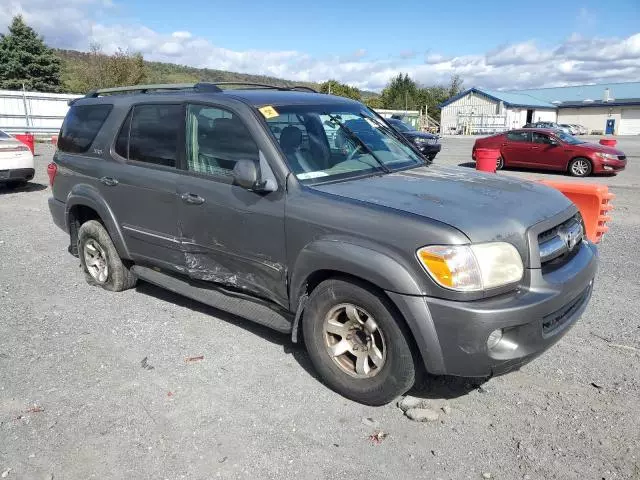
[65,184,130,259]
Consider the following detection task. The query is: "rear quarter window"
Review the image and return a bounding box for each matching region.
[58,104,112,153]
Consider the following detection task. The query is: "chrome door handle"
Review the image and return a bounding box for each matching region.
[100,176,118,186]
[180,193,205,205]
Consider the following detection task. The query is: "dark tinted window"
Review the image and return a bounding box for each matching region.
[506,131,530,142]
[126,104,182,167]
[532,132,553,144]
[0,130,11,139]
[58,104,112,153]
[185,104,258,177]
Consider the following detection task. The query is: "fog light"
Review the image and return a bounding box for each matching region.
[603,166,613,171]
[487,329,503,349]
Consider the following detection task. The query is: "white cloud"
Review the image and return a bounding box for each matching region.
[1,0,639,92]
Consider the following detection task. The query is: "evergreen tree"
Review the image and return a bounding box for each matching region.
[0,15,62,92]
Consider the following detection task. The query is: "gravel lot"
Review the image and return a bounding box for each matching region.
[1,137,639,480]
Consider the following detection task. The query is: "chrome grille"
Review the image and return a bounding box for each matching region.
[538,214,584,267]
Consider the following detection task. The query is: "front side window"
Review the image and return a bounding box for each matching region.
[185,104,260,178]
[263,104,423,184]
[58,104,112,153]
[532,132,552,144]
[507,131,530,143]
[116,104,182,167]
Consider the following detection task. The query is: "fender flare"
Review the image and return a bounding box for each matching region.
[65,184,131,259]
[289,240,446,372]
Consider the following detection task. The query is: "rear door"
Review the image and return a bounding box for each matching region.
[501,130,532,167]
[175,102,288,306]
[102,103,185,272]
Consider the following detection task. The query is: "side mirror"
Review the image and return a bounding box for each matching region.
[232,160,277,193]
[549,138,559,146]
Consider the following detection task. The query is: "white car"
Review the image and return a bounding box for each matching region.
[0,130,35,188]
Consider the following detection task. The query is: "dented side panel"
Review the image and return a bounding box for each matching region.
[175,174,288,308]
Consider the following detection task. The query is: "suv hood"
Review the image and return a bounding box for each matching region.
[402,131,438,140]
[311,165,573,261]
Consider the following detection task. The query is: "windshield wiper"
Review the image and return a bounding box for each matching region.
[325,113,391,174]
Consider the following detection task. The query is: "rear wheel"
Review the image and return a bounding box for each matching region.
[569,157,592,177]
[302,278,417,405]
[78,220,136,292]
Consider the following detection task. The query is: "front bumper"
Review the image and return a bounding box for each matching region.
[593,158,626,174]
[388,241,598,377]
[0,168,35,183]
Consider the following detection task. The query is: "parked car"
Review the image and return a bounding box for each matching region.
[386,118,441,161]
[559,124,580,135]
[570,124,588,135]
[0,129,35,188]
[523,122,572,135]
[48,83,598,405]
[473,128,626,176]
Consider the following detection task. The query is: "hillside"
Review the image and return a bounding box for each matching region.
[56,48,348,94]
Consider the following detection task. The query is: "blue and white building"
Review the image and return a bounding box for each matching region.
[439,81,640,136]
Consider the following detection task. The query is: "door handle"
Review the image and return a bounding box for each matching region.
[100,176,119,186]
[180,193,205,205]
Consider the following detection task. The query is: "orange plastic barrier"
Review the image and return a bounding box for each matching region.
[599,138,617,147]
[538,180,614,243]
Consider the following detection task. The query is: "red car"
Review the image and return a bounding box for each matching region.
[472,128,627,177]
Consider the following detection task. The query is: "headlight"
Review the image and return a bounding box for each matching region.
[413,137,428,144]
[596,152,618,160]
[416,242,524,291]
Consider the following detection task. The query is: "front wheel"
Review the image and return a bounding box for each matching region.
[569,157,592,177]
[302,279,417,405]
[496,156,504,170]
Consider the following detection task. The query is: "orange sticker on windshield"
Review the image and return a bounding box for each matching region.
[259,105,279,119]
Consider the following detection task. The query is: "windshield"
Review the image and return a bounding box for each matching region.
[389,119,413,132]
[263,104,424,184]
[555,131,585,145]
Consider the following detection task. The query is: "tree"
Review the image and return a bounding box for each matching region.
[63,43,147,93]
[380,73,419,110]
[0,15,62,92]
[448,74,464,97]
[364,96,383,109]
[319,79,361,101]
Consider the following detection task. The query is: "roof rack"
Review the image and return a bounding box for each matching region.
[83,82,222,98]
[82,81,318,99]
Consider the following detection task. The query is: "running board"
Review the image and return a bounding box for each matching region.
[132,265,293,333]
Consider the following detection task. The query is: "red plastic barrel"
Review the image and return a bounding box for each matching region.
[599,138,617,147]
[14,133,35,154]
[474,148,500,173]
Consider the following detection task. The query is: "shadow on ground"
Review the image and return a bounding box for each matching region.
[135,280,320,381]
[456,162,616,179]
[0,182,48,194]
[408,373,489,400]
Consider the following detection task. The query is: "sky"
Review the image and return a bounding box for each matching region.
[1,0,639,91]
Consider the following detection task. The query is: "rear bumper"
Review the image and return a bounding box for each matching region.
[388,241,598,377]
[0,168,35,183]
[48,197,67,232]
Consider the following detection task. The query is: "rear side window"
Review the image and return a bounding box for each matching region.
[58,104,112,153]
[115,104,182,168]
[507,131,530,142]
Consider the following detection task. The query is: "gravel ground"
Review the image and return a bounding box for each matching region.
[1,137,639,480]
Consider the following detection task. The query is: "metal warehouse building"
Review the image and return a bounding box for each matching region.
[440,81,640,136]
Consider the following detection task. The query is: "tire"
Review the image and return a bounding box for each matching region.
[77,220,136,292]
[568,157,592,177]
[427,154,436,162]
[302,278,417,405]
[496,156,504,170]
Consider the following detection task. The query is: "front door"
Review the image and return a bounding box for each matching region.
[104,103,184,271]
[527,132,566,170]
[501,130,532,167]
[175,103,288,307]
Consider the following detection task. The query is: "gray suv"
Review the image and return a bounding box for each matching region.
[48,83,598,405]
